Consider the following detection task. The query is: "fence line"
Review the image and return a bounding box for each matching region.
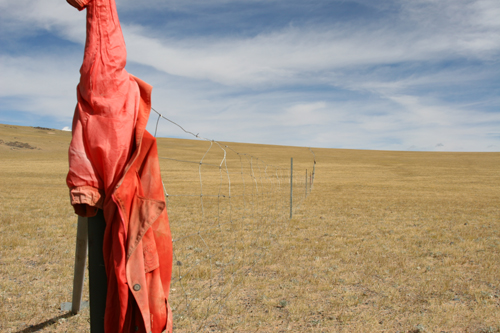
[151,108,315,332]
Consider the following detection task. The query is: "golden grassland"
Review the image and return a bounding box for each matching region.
[0,123,499,332]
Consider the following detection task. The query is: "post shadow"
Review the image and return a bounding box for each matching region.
[14,312,74,333]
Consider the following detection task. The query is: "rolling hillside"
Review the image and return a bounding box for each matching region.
[1,123,499,332]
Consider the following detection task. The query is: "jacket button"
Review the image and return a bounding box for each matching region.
[133,284,141,291]
[134,326,139,331]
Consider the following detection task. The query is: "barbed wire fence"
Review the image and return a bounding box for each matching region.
[151,108,315,332]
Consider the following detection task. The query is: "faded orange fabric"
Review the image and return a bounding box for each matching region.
[66,0,172,332]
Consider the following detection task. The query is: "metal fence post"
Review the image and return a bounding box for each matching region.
[305,169,308,198]
[290,158,293,219]
[312,160,316,190]
[309,172,312,193]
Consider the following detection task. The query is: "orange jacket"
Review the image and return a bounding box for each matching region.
[103,77,173,333]
[66,0,172,332]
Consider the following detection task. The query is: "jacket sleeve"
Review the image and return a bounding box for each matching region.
[66,101,104,217]
[66,0,137,217]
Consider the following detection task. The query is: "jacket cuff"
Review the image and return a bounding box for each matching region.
[69,186,104,217]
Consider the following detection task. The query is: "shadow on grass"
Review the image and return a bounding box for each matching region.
[15,312,74,333]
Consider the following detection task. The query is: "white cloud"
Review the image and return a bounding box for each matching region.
[0,55,80,120]
[2,0,499,89]
[0,0,499,151]
[280,102,327,126]
[0,0,85,42]
[122,19,498,88]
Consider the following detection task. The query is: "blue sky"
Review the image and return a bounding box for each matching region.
[0,0,499,151]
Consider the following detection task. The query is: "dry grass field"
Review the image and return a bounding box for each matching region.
[1,123,499,332]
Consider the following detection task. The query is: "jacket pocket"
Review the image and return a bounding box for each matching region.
[142,228,160,273]
[126,193,165,264]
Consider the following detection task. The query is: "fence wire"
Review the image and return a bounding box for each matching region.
[152,108,315,332]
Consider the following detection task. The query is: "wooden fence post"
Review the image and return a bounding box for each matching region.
[71,216,88,314]
[64,210,107,333]
[88,209,107,333]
